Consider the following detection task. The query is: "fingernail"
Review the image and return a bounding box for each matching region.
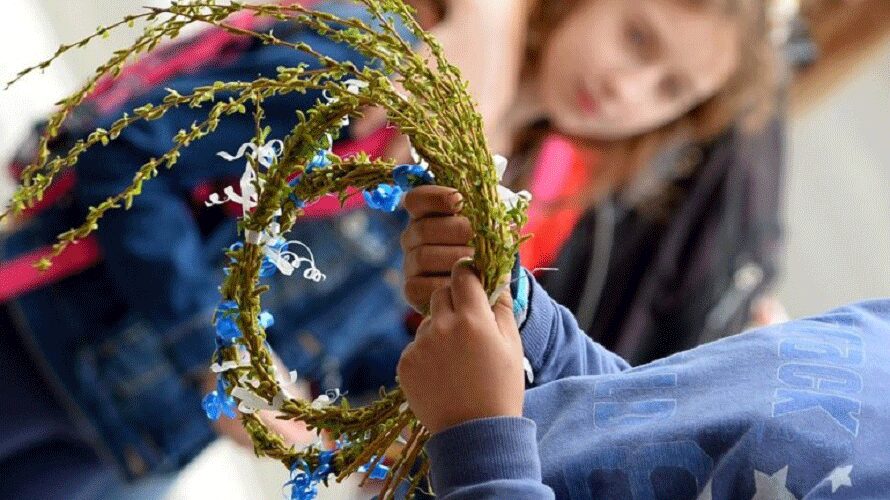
[456,256,475,270]
[448,191,464,212]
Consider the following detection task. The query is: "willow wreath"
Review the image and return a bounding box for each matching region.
[2,1,530,498]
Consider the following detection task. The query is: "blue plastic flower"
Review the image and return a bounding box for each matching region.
[393,164,434,190]
[259,239,289,277]
[214,301,242,343]
[259,258,278,277]
[202,377,237,421]
[214,302,275,343]
[307,149,332,172]
[363,183,404,212]
[358,456,391,480]
[286,150,330,209]
[286,450,334,500]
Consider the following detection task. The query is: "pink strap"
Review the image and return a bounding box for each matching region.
[0,236,103,302]
[527,135,577,214]
[302,126,399,217]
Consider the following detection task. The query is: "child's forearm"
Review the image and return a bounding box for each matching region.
[518,269,630,385]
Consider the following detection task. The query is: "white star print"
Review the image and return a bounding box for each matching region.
[752,465,797,500]
[827,465,853,493]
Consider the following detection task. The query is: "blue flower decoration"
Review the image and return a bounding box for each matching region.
[363,183,404,212]
[286,451,334,500]
[214,301,275,344]
[358,456,390,480]
[287,150,330,209]
[289,194,306,209]
[393,164,434,190]
[259,239,290,277]
[259,258,278,277]
[202,377,237,421]
[214,301,242,343]
[307,149,332,172]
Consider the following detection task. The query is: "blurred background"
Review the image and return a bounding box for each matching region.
[0,0,888,499]
[2,0,887,316]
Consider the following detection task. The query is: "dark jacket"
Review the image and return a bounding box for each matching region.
[542,119,784,365]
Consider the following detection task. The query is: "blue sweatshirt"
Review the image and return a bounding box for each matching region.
[426,274,890,499]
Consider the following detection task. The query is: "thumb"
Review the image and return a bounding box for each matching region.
[492,290,518,336]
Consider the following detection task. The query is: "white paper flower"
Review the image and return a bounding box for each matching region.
[207,139,284,216]
[263,238,326,282]
[493,154,531,210]
[310,389,342,409]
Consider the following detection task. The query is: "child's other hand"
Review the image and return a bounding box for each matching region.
[401,185,474,313]
[397,261,525,435]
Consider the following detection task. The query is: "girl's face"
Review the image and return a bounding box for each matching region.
[540,0,740,140]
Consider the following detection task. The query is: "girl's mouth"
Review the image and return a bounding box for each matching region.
[575,83,600,117]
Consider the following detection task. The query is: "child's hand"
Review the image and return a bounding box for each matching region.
[397,260,525,435]
[401,185,475,313]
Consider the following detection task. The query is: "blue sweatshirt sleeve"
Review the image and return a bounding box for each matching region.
[428,297,890,499]
[425,273,626,497]
[518,270,630,385]
[425,417,554,499]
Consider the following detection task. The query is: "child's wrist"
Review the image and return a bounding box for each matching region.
[426,416,541,494]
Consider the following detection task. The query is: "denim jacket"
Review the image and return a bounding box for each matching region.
[1,1,416,478]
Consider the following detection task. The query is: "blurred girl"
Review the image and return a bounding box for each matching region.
[396,0,786,364]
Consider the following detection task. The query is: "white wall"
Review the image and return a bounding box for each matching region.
[0,0,173,204]
[778,37,890,316]
[0,0,73,203]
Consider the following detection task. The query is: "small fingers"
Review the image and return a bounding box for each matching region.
[404,186,464,220]
[492,290,518,337]
[449,259,491,314]
[404,245,475,278]
[404,276,451,312]
[400,215,473,252]
[429,285,454,319]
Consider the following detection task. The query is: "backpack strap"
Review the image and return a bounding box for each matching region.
[0,236,102,303]
[519,134,596,272]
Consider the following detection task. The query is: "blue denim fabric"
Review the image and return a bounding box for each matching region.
[1,1,416,478]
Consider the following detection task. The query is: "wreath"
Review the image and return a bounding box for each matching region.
[2,1,530,498]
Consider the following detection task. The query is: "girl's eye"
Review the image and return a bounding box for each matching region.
[659,74,685,100]
[624,19,654,59]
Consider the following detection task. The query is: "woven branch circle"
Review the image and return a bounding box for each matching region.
[3,1,529,498]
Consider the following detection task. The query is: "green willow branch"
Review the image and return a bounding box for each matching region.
[3,2,527,498]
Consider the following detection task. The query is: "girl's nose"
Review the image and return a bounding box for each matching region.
[603,66,661,106]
